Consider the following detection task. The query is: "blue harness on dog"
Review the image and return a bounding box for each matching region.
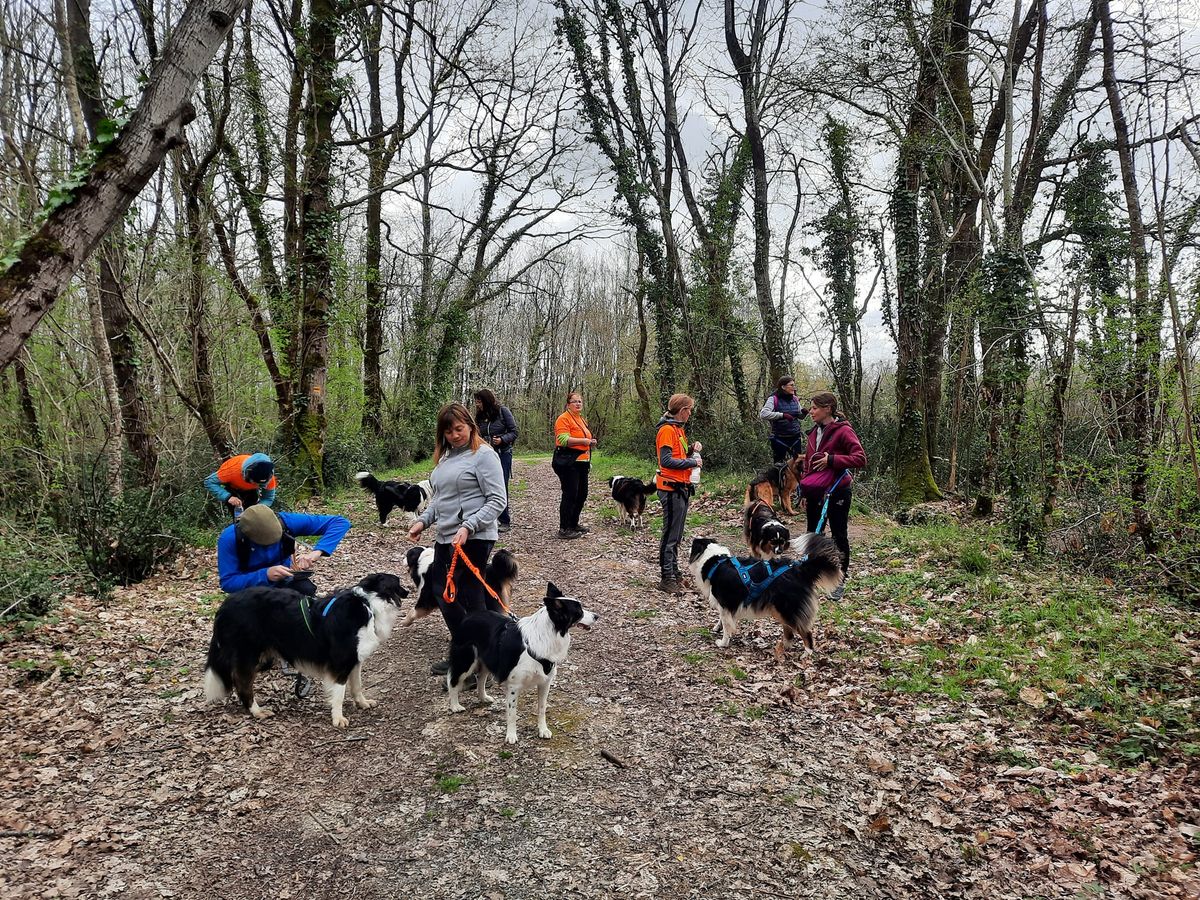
[725,557,802,604]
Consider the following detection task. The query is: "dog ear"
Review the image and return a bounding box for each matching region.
[545,581,563,598]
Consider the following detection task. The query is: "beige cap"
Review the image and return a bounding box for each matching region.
[238,505,282,545]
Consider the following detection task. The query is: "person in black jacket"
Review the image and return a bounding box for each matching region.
[474,388,519,532]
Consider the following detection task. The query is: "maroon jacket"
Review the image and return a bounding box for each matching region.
[798,418,867,494]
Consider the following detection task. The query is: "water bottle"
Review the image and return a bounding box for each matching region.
[689,448,702,485]
[233,505,243,520]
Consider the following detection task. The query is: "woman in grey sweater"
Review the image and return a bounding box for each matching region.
[408,402,508,673]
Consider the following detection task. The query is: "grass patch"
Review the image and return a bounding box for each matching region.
[851,524,1198,762]
[436,774,467,794]
[631,609,658,620]
[681,650,712,665]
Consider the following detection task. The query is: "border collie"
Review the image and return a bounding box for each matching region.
[355,471,431,525]
[400,546,518,628]
[688,535,841,659]
[609,475,656,529]
[745,462,801,515]
[743,499,791,558]
[203,573,407,727]
[447,583,597,744]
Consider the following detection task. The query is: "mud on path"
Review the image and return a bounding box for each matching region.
[2,459,1193,899]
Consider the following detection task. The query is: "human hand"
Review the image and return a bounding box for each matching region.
[451,526,470,546]
[813,452,830,472]
[781,412,794,421]
[407,521,424,542]
[691,441,702,453]
[228,497,243,509]
[492,437,502,446]
[589,438,598,447]
[292,550,322,571]
[267,565,293,582]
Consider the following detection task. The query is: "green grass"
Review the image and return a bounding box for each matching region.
[631,609,658,620]
[843,524,1197,762]
[436,774,467,793]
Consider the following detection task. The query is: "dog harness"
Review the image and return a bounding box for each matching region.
[298,592,339,636]
[724,557,802,604]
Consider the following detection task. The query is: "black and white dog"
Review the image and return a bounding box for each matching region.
[400,546,518,628]
[447,583,598,744]
[355,471,431,525]
[743,499,790,559]
[609,475,656,529]
[688,535,842,659]
[203,573,407,727]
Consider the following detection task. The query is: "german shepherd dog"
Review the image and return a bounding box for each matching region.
[745,461,802,515]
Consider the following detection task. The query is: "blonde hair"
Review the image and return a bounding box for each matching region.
[434,402,483,462]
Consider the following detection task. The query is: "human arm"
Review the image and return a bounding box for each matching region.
[259,479,277,507]
[204,470,232,504]
[758,396,782,421]
[282,512,351,558]
[829,428,867,471]
[555,413,594,449]
[216,527,274,591]
[657,427,698,470]
[498,406,518,447]
[462,449,508,535]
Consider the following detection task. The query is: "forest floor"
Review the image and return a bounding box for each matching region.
[2,456,1197,899]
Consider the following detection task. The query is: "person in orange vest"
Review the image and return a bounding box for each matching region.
[204,453,277,517]
[552,390,596,539]
[654,393,701,594]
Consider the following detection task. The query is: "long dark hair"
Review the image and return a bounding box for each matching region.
[774,375,796,401]
[473,388,499,421]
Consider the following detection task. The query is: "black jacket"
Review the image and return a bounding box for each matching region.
[477,405,518,451]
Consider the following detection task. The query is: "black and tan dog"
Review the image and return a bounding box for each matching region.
[745,461,802,515]
[743,499,791,559]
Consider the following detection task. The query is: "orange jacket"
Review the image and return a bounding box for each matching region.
[655,422,691,491]
[554,411,592,462]
[216,454,278,493]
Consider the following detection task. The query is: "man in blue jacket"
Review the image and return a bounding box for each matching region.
[216,505,351,696]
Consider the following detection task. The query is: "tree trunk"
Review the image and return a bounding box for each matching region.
[291,0,341,497]
[0,0,248,371]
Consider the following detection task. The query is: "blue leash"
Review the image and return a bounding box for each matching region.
[813,470,850,535]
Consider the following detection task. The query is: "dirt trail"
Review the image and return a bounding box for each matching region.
[2,460,1189,899]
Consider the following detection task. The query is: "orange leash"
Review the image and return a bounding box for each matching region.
[443,543,510,614]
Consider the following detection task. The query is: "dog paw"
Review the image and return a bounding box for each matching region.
[716,637,731,649]
[538,726,553,740]
[480,693,496,704]
[251,706,274,719]
[505,731,519,745]
[449,701,466,713]
[354,697,377,709]
[332,714,350,728]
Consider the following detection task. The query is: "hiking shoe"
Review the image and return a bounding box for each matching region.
[830,582,846,602]
[557,529,581,540]
[657,579,684,595]
[497,523,511,533]
[573,525,591,534]
[430,659,451,676]
[294,675,314,699]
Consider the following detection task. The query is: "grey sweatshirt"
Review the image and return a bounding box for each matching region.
[418,443,508,542]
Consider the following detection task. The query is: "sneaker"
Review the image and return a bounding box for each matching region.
[557,529,581,540]
[657,579,683,595]
[497,523,511,533]
[294,675,314,699]
[430,659,450,676]
[574,525,591,534]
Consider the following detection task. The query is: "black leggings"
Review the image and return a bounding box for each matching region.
[552,457,590,530]
[804,484,852,574]
[425,539,498,635]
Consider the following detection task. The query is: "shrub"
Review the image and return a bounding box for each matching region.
[71,483,180,589]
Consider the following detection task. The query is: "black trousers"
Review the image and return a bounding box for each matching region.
[769,433,805,464]
[552,456,590,530]
[498,449,513,525]
[803,483,852,574]
[427,539,498,635]
[658,486,691,580]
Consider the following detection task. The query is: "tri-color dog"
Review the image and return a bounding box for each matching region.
[743,499,790,558]
[609,475,656,529]
[688,535,842,659]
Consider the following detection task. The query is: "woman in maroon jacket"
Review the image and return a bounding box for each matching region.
[798,391,867,598]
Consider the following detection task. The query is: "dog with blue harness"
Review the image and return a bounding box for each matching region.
[688,534,843,660]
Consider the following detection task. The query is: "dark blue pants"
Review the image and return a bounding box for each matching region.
[804,484,852,574]
[498,449,513,525]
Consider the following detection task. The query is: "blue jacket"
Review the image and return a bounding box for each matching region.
[217,511,350,592]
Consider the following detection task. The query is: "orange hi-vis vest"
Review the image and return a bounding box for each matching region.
[655,422,691,491]
[554,411,592,462]
[217,454,278,492]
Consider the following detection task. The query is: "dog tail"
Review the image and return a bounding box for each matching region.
[789,533,844,594]
[486,549,518,606]
[203,631,233,702]
[355,471,380,493]
[642,480,658,495]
